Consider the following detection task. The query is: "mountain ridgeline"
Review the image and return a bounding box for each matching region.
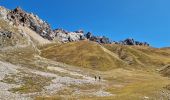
[1,6,150,46]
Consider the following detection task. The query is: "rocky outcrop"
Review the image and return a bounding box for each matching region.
[85,32,111,44]
[89,36,111,44]
[85,32,92,39]
[7,7,55,40]
[54,29,85,42]
[115,38,149,46]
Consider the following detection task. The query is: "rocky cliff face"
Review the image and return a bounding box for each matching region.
[7,7,55,40]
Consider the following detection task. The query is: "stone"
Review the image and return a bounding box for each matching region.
[85,32,92,39]
[85,32,111,44]
[123,38,135,45]
[53,29,85,42]
[0,31,12,38]
[100,36,111,44]
[113,38,150,46]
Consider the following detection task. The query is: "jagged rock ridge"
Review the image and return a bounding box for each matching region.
[1,6,150,46]
[113,38,150,46]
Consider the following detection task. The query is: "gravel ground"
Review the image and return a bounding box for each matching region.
[0,61,32,100]
[0,60,112,99]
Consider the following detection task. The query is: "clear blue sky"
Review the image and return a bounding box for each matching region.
[1,0,170,47]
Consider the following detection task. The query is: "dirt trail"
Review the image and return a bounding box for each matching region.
[99,45,122,61]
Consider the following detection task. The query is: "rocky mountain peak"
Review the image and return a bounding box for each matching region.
[7,7,55,40]
[13,6,24,14]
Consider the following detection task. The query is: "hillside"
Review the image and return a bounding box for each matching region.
[0,6,170,100]
[41,41,170,71]
[104,44,170,69]
[41,41,127,71]
[160,64,170,77]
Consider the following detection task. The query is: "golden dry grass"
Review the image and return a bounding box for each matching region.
[41,41,125,71]
[38,42,170,99]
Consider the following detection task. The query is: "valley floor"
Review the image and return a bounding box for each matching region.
[0,45,170,100]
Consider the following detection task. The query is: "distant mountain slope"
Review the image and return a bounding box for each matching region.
[41,41,170,71]
[104,44,170,69]
[41,41,127,71]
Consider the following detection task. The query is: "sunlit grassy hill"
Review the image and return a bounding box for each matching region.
[104,44,170,70]
[41,41,127,71]
[41,40,170,72]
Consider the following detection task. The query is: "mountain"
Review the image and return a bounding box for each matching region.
[0,6,170,100]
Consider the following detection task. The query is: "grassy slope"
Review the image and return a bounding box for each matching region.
[41,41,126,71]
[35,69,170,100]
[104,44,170,70]
[39,41,170,100]
[1,39,170,99]
[160,64,170,77]
[41,40,170,71]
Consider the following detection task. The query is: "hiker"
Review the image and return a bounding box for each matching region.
[95,76,97,81]
[99,76,101,81]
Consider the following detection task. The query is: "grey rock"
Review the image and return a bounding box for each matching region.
[54,29,85,42]
[7,7,55,40]
[114,38,150,46]
[85,32,111,44]
[85,32,92,39]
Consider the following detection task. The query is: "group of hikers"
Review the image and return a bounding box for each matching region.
[94,76,101,81]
